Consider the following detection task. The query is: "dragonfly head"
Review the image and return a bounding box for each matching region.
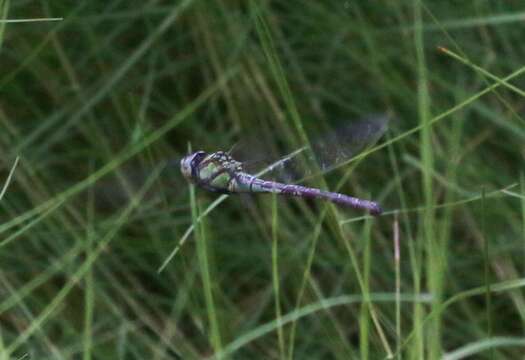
[180,151,207,182]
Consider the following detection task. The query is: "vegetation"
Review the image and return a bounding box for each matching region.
[1,1,525,359]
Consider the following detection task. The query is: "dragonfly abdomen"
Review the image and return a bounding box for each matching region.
[233,173,382,215]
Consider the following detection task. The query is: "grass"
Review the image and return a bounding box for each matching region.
[1,0,525,359]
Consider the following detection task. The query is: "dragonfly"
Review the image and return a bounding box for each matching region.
[180,116,388,216]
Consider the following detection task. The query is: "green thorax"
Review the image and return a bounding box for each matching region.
[196,151,247,193]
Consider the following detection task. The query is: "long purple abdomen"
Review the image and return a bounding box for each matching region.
[238,174,382,215]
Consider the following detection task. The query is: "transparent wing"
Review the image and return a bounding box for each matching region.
[241,114,389,183]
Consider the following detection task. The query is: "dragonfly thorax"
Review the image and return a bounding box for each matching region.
[180,150,244,193]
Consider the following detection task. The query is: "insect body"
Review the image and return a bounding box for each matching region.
[180,150,382,215]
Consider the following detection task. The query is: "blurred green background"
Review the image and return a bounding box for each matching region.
[1,1,525,359]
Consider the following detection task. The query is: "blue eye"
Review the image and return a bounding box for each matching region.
[189,151,207,178]
[191,151,206,167]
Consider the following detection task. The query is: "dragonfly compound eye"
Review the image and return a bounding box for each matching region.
[190,151,207,167]
[180,151,206,180]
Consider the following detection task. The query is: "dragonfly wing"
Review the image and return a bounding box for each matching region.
[312,114,389,171]
[228,132,287,175]
[255,114,390,182]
